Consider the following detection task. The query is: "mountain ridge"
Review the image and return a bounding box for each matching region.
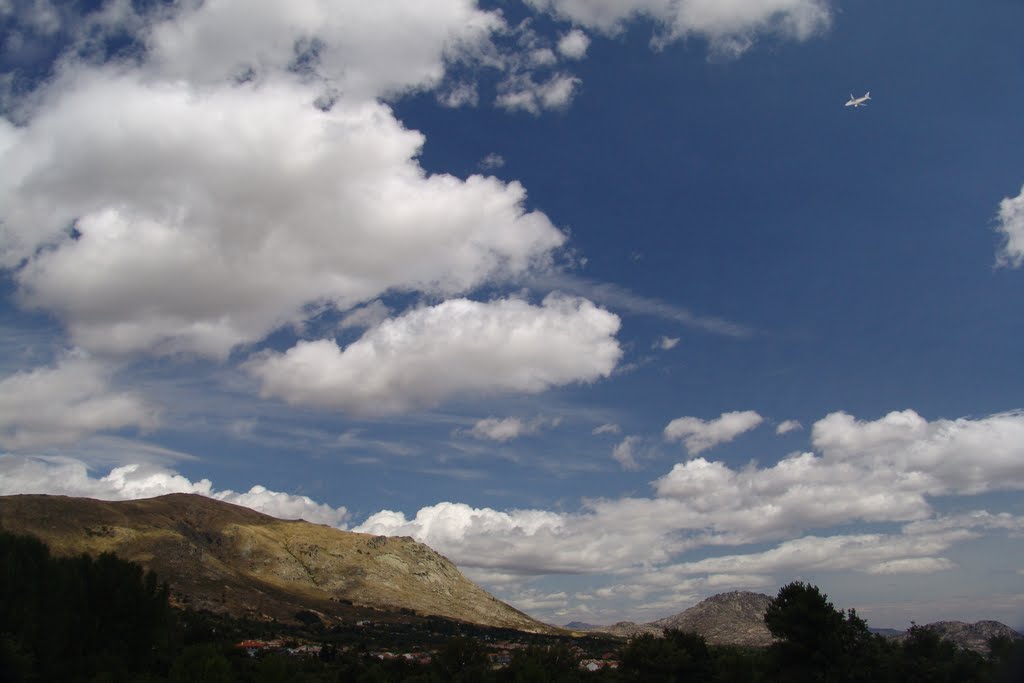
[0,493,553,633]
[894,620,1024,654]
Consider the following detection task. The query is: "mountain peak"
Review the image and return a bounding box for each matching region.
[651,591,774,646]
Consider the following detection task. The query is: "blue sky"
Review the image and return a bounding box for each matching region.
[1,0,1023,629]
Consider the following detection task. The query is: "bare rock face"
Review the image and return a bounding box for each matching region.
[912,620,1023,654]
[652,591,774,647]
[582,591,774,646]
[0,493,552,633]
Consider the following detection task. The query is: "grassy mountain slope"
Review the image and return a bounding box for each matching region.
[0,493,551,632]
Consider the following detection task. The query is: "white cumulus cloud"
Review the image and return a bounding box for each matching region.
[248,295,621,415]
[3,73,565,358]
[360,409,1024,583]
[557,29,590,59]
[2,1,596,368]
[65,407,998,622]
[356,501,572,572]
[995,183,1024,268]
[811,409,1024,495]
[507,589,571,613]
[652,453,931,534]
[776,419,802,435]
[0,353,158,449]
[496,72,581,114]
[526,0,832,56]
[143,0,503,99]
[667,530,967,578]
[664,410,764,454]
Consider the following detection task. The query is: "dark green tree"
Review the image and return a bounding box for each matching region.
[432,636,493,682]
[501,643,580,682]
[169,644,234,683]
[619,629,713,682]
[763,582,883,683]
[0,633,34,683]
[0,531,176,681]
[893,625,988,683]
[988,634,1024,683]
[710,644,769,683]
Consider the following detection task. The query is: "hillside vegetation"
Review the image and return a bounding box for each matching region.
[0,493,548,632]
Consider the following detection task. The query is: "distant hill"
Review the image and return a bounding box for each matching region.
[579,590,1023,653]
[588,620,662,639]
[581,591,774,646]
[895,620,1023,654]
[652,591,774,646]
[0,493,553,633]
[869,627,905,637]
[563,621,600,631]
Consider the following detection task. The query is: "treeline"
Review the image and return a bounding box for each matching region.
[616,582,1024,683]
[0,531,175,681]
[2,531,1023,682]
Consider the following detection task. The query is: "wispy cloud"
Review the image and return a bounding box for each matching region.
[611,435,642,470]
[592,422,621,436]
[654,336,680,350]
[532,272,753,338]
[465,415,562,442]
[479,152,506,170]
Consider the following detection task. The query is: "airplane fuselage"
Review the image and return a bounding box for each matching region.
[845,92,870,107]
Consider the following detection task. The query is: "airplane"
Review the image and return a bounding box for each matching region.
[845,91,870,107]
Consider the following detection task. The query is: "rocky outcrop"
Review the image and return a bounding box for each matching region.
[906,620,1023,654]
[0,493,552,632]
[652,591,774,646]
[582,591,774,646]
